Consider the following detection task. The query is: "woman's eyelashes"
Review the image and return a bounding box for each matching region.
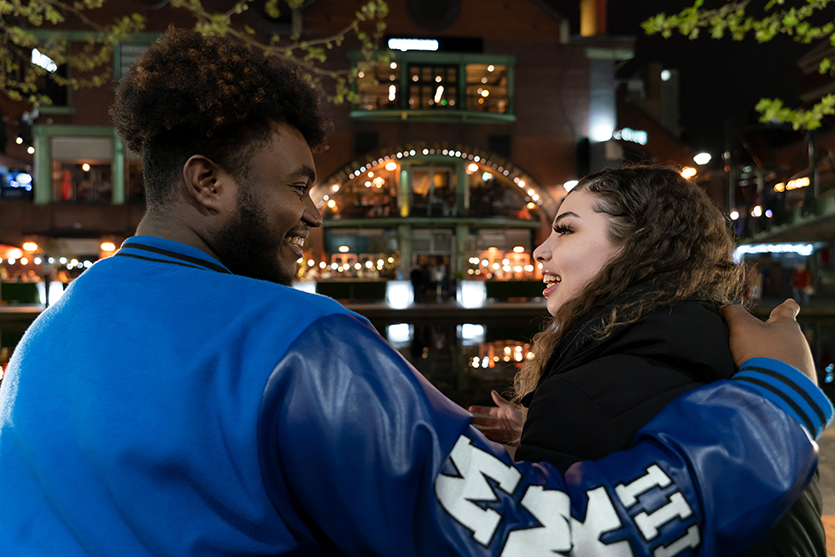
[553,224,573,236]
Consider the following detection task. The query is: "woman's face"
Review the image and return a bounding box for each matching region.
[534,189,620,316]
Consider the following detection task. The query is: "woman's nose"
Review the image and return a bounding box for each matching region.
[533,239,550,262]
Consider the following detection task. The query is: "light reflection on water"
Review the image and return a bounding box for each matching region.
[0,314,832,406]
[382,318,545,409]
[378,315,835,409]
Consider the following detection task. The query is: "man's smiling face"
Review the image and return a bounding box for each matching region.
[212,123,320,286]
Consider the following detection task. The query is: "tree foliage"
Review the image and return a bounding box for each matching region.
[1,0,146,105]
[0,0,389,107]
[170,0,389,104]
[642,0,835,130]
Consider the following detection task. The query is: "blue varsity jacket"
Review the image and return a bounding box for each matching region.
[0,235,831,556]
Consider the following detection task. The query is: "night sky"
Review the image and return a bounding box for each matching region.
[549,0,829,157]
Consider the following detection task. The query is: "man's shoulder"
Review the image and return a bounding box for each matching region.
[219,275,363,330]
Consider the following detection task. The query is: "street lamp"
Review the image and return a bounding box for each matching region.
[693,152,712,165]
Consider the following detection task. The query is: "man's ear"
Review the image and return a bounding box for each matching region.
[182,155,229,213]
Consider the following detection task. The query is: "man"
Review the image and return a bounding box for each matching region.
[0,29,831,556]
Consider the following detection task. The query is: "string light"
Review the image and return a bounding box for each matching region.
[321,145,544,207]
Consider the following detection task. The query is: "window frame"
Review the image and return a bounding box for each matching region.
[28,31,76,114]
[113,34,163,84]
[349,51,516,124]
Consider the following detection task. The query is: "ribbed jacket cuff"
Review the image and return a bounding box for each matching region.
[732,357,834,440]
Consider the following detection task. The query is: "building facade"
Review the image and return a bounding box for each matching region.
[0,0,640,283]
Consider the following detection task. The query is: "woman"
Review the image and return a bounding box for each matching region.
[471,165,824,556]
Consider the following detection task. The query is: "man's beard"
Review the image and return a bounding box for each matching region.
[213,187,295,286]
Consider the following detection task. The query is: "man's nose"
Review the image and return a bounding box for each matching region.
[303,196,322,227]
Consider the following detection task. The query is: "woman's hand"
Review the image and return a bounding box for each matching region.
[469,390,524,447]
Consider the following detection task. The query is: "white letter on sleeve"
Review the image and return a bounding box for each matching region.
[570,487,633,557]
[501,485,571,556]
[435,436,522,546]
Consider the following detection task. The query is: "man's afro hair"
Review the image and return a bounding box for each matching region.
[110,27,327,204]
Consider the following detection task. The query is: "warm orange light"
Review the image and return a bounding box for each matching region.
[385,162,397,171]
[338,246,350,253]
[22,242,38,252]
[773,182,785,192]
[100,242,116,252]
[513,246,524,253]
[82,163,91,172]
[467,163,479,173]
[680,167,697,179]
[786,177,810,190]
[327,199,337,209]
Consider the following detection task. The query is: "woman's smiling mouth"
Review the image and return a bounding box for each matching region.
[542,272,561,296]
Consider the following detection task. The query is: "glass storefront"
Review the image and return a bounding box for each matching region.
[466,162,540,220]
[321,163,399,220]
[319,151,545,223]
[125,150,145,204]
[312,145,552,283]
[410,166,456,217]
[50,137,113,203]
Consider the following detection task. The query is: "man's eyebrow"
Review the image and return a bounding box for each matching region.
[291,165,316,183]
[554,211,579,224]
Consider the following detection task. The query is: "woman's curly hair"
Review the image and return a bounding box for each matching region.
[110,27,327,208]
[512,165,746,403]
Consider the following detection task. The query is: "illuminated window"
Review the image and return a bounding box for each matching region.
[467,162,540,220]
[466,64,508,113]
[357,64,400,110]
[351,54,514,119]
[22,48,69,107]
[125,148,145,204]
[408,64,458,109]
[321,161,399,219]
[50,137,113,203]
[410,166,456,217]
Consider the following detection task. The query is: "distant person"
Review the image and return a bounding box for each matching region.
[409,264,424,304]
[747,264,764,304]
[472,165,828,556]
[0,30,830,557]
[792,262,813,305]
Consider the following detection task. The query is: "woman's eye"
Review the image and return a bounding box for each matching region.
[554,225,571,236]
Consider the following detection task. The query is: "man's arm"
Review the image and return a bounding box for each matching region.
[258,305,830,556]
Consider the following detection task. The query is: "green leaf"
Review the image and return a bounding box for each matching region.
[265,0,281,19]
